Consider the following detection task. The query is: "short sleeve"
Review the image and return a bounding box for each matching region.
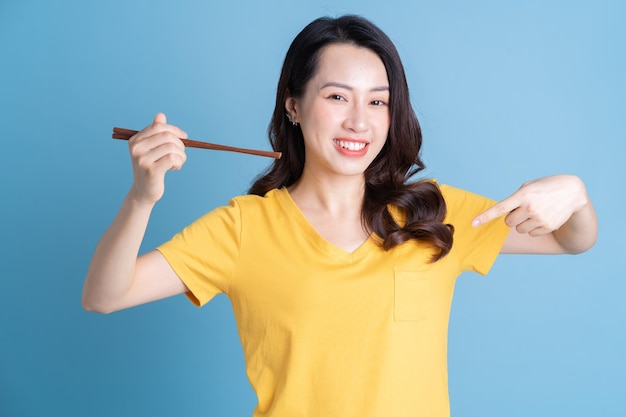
[440,184,510,275]
[156,199,242,306]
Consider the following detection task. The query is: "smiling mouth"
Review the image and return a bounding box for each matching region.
[333,139,368,151]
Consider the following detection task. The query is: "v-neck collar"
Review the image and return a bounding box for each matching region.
[273,187,378,262]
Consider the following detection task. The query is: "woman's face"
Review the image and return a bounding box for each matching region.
[286,43,391,182]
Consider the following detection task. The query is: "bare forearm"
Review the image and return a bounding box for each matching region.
[553,195,598,254]
[82,191,154,313]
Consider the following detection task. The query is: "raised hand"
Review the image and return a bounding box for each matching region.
[82,113,190,313]
[128,113,188,205]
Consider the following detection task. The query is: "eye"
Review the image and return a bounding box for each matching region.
[371,99,387,106]
[328,94,346,101]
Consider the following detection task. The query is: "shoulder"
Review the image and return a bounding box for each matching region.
[437,183,510,274]
[438,184,497,219]
[230,188,284,210]
[220,188,289,225]
[437,183,505,240]
[439,183,486,203]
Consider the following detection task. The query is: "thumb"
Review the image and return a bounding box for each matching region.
[153,112,167,125]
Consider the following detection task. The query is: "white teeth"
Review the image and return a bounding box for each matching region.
[335,140,367,151]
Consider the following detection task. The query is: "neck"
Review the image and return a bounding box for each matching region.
[287,171,366,216]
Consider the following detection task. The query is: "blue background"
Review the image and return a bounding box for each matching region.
[1,1,624,416]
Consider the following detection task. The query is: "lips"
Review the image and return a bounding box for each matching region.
[333,138,369,156]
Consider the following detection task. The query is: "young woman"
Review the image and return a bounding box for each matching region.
[83,15,597,417]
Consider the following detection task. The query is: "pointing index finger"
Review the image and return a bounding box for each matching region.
[472,194,520,227]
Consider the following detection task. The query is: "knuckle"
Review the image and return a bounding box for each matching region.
[135,154,147,167]
[167,141,179,152]
[494,203,508,216]
[137,156,154,172]
[129,146,142,159]
[163,153,179,166]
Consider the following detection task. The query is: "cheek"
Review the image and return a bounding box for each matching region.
[302,107,344,138]
[371,109,390,128]
[382,112,391,129]
[316,104,343,122]
[301,102,328,126]
[375,115,391,139]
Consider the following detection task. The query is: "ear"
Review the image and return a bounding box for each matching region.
[285,95,298,123]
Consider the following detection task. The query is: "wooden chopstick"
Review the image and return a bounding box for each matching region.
[112,127,282,159]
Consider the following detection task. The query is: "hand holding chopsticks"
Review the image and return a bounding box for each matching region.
[112,113,282,205]
[113,127,281,159]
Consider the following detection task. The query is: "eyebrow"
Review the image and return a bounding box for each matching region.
[320,82,389,92]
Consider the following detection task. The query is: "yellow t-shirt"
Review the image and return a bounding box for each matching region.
[157,184,510,417]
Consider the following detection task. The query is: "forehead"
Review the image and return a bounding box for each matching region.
[312,43,389,86]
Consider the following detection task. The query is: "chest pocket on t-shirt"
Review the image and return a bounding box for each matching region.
[394,269,431,322]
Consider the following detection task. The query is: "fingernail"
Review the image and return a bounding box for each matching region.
[472,219,481,227]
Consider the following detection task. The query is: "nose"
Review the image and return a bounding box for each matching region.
[343,102,368,133]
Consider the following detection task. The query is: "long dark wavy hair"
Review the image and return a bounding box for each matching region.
[249,15,453,261]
